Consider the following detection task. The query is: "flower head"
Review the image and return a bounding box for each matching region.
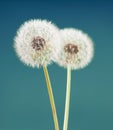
[56,28,94,70]
[14,19,61,68]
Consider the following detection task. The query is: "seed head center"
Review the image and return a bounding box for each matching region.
[32,36,45,51]
[64,43,79,54]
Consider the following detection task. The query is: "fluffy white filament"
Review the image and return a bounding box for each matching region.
[56,28,94,70]
[14,19,61,68]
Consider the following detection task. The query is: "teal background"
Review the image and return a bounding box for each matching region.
[0,0,113,130]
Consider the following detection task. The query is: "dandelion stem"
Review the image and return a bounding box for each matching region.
[63,66,71,130]
[43,66,59,130]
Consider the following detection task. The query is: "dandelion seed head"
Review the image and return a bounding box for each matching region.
[57,28,94,70]
[31,36,46,51]
[14,19,61,68]
[64,43,79,54]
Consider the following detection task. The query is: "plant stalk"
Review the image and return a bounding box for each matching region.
[43,66,59,130]
[63,66,71,130]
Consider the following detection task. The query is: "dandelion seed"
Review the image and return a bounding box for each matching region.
[56,28,94,130]
[14,19,61,130]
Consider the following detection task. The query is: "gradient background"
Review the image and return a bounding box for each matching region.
[0,0,113,130]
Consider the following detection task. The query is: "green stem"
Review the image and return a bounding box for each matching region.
[43,66,59,130]
[63,66,71,130]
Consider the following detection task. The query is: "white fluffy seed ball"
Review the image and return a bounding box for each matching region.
[56,28,94,70]
[14,19,62,68]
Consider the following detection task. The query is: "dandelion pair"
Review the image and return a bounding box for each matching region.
[14,19,94,130]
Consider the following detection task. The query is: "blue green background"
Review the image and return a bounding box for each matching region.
[0,0,113,130]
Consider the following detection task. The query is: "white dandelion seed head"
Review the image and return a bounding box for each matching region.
[57,28,94,70]
[14,19,62,68]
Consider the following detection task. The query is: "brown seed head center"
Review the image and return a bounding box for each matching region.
[64,43,79,54]
[32,36,45,51]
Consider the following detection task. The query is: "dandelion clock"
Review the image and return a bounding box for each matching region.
[56,28,94,130]
[14,19,61,130]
